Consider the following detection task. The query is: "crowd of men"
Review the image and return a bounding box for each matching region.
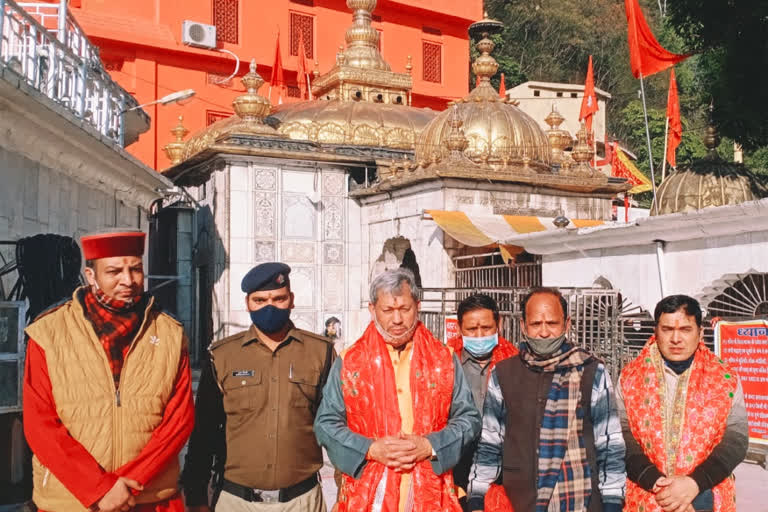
[22,231,748,512]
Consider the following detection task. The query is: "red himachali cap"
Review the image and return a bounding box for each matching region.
[81,231,146,260]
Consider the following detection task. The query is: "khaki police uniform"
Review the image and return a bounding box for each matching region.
[182,322,335,511]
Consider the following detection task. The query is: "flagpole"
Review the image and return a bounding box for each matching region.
[661,115,670,182]
[639,74,659,215]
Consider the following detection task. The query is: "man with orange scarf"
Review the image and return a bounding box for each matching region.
[314,268,481,512]
[618,295,748,512]
[446,294,518,508]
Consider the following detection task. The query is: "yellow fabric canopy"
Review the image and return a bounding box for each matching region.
[426,210,605,250]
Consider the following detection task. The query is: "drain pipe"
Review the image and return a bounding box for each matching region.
[654,240,667,298]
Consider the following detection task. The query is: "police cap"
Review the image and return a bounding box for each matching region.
[241,262,291,294]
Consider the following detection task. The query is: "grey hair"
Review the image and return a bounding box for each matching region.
[369,268,420,304]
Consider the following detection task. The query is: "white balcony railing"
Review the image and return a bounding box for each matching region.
[0,0,144,146]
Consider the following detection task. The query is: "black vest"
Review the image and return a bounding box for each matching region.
[495,354,602,512]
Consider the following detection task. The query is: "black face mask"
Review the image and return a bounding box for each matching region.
[664,354,696,375]
[250,305,291,334]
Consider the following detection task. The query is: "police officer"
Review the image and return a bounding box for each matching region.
[182,262,335,512]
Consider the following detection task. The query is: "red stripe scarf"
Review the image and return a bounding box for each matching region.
[81,286,146,389]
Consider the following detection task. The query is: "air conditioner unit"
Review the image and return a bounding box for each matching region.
[182,21,216,49]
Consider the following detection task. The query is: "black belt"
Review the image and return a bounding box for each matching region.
[221,474,318,503]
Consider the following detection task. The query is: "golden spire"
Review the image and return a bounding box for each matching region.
[544,105,572,164]
[444,105,469,156]
[468,15,503,91]
[563,122,600,177]
[343,0,389,70]
[163,115,188,166]
[309,0,412,103]
[232,59,271,122]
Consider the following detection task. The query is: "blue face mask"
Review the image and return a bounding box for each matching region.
[462,332,499,359]
[250,305,291,334]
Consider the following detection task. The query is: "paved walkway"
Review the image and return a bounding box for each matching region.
[735,461,768,511]
[322,455,768,511]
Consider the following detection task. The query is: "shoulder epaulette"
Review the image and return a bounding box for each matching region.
[208,331,245,351]
[295,328,333,344]
[32,297,72,323]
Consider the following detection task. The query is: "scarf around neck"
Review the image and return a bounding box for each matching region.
[81,286,147,389]
[521,342,594,512]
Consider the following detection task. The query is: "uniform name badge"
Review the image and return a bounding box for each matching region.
[232,370,255,377]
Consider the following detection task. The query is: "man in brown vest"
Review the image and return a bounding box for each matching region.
[23,230,195,512]
[468,287,626,512]
[182,262,335,512]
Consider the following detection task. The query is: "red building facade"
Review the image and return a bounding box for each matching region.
[60,0,481,169]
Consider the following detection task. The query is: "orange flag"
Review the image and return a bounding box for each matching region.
[499,73,506,98]
[666,68,682,168]
[624,0,688,78]
[579,55,598,134]
[269,30,285,104]
[296,31,309,100]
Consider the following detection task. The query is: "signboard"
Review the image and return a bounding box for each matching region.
[444,315,461,347]
[715,320,768,445]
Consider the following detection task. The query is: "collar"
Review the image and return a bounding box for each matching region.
[385,339,413,355]
[461,349,492,365]
[242,321,300,346]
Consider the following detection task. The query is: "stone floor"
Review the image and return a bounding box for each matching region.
[735,461,768,511]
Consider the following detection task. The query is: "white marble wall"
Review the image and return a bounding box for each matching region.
[205,161,353,345]
[542,230,768,314]
[0,146,148,293]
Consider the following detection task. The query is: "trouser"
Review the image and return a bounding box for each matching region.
[215,484,326,512]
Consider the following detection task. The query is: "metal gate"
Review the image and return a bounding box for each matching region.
[420,287,628,381]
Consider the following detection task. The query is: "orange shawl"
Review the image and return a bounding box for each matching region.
[337,322,461,512]
[621,339,738,512]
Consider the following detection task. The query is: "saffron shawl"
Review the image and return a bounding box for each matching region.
[338,322,461,512]
[621,338,738,512]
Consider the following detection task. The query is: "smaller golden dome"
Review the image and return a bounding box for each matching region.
[414,17,551,171]
[544,105,573,165]
[652,120,767,215]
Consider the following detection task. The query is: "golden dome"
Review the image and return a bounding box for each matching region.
[182,60,283,160]
[413,18,551,171]
[652,121,766,215]
[270,100,435,149]
[268,0,435,150]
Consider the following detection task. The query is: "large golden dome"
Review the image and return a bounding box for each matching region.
[413,18,551,171]
[268,0,436,150]
[652,122,767,215]
[270,100,435,150]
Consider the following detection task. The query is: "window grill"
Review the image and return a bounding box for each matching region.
[206,110,231,126]
[290,12,313,58]
[707,273,768,319]
[422,41,441,83]
[213,0,239,44]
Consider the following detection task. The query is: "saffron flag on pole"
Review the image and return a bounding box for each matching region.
[624,0,688,78]
[579,55,598,134]
[611,143,653,194]
[666,68,682,168]
[269,30,285,105]
[296,30,309,100]
[499,73,506,98]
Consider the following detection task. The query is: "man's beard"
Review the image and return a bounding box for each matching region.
[373,315,418,346]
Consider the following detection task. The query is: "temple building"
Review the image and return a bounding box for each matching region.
[161,1,629,361]
[54,0,481,169]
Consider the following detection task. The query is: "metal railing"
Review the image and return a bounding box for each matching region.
[453,252,542,289]
[420,286,629,381]
[0,0,142,146]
